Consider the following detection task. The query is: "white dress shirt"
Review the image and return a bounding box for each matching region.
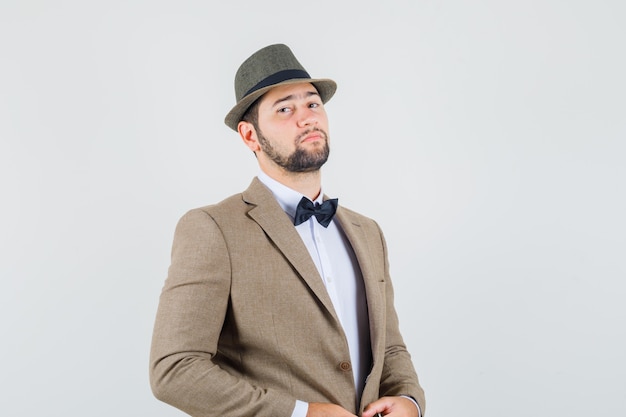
[257,171,371,416]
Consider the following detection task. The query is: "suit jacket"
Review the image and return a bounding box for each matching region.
[150,178,425,416]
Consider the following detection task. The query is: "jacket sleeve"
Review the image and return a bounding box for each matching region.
[149,208,296,417]
[376,223,426,415]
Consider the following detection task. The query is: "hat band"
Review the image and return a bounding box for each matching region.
[243,69,311,98]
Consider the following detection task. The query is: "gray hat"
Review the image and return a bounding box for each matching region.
[224,44,337,131]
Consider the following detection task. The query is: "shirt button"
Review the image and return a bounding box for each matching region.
[326,275,332,283]
[339,361,352,372]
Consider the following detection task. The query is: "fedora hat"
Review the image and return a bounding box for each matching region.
[224,44,337,131]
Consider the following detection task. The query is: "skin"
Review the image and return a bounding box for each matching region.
[237,82,419,417]
[362,397,419,417]
[238,82,330,201]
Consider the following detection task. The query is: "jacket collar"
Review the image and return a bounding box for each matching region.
[242,178,339,321]
[241,178,383,342]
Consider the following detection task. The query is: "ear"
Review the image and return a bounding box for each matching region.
[238,121,261,153]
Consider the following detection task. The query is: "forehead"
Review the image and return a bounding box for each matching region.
[260,82,319,106]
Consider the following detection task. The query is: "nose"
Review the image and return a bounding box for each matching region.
[296,107,318,128]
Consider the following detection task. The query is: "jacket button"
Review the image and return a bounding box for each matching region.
[339,361,352,371]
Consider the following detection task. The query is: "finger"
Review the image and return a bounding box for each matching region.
[362,401,389,417]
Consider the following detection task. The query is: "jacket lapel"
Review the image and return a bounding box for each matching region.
[242,178,340,322]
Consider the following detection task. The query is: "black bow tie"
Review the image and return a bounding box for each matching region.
[294,197,338,228]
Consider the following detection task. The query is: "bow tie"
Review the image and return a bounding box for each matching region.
[294,197,338,228]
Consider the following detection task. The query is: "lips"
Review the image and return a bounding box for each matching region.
[302,133,321,142]
[299,129,326,144]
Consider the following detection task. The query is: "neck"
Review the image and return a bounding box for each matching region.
[260,165,322,200]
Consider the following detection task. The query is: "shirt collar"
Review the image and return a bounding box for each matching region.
[257,170,324,219]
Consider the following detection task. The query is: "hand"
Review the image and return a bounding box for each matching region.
[307,402,358,417]
[362,396,419,417]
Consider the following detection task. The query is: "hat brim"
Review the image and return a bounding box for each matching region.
[224,78,337,131]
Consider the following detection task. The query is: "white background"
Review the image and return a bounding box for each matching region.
[1,1,625,416]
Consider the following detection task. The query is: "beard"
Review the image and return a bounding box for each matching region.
[257,127,330,173]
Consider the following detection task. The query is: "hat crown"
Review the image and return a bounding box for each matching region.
[234,44,308,102]
[224,43,336,131]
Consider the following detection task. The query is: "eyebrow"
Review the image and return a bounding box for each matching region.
[270,90,320,108]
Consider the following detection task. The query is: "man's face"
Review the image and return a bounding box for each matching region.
[253,82,330,173]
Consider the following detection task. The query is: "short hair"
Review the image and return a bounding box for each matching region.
[241,97,261,129]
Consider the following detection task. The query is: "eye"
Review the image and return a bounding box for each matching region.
[277,106,292,114]
[309,102,319,109]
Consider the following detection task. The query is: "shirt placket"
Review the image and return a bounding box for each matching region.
[310,219,344,327]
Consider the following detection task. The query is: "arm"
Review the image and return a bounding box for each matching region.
[149,209,295,417]
[372,224,426,415]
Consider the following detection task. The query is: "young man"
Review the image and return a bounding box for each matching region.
[150,44,425,417]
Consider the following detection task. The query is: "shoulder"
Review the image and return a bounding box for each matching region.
[336,204,384,233]
[182,177,275,221]
[173,192,248,238]
[191,192,247,217]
